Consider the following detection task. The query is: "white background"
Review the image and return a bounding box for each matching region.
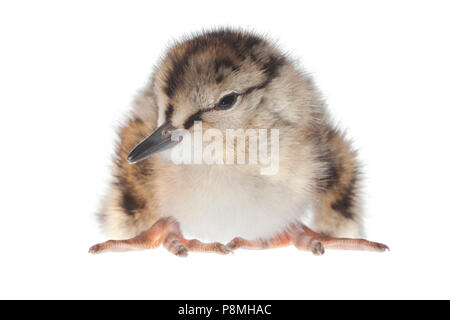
[1,0,449,299]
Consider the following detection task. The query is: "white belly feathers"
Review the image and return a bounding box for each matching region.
[159,165,309,243]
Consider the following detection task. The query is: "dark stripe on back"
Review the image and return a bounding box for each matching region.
[331,176,357,219]
[121,189,147,216]
[316,129,341,191]
[316,152,340,191]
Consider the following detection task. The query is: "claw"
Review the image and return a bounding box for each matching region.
[311,241,325,256]
[214,243,233,255]
[174,245,189,257]
[88,244,101,254]
[226,237,245,250]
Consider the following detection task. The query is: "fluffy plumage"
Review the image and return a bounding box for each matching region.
[97,29,365,245]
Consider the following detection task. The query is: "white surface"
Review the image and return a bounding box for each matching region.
[0,0,449,299]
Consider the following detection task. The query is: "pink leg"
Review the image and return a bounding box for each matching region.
[180,238,232,255]
[227,232,292,250]
[89,217,231,257]
[301,225,389,252]
[227,223,388,255]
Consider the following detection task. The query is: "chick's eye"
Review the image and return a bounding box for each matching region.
[215,93,238,110]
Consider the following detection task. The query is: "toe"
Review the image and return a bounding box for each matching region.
[373,242,390,252]
[312,241,325,256]
[226,237,244,250]
[88,243,103,254]
[174,245,189,257]
[213,242,232,255]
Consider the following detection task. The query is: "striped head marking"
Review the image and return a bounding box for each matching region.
[128,29,319,164]
[153,29,291,131]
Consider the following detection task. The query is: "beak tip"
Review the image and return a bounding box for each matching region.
[126,152,137,164]
[125,121,177,165]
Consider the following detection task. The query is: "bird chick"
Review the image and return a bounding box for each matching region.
[89,29,388,256]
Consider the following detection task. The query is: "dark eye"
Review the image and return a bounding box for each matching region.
[215,93,238,110]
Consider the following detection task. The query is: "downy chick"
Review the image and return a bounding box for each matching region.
[89,29,388,256]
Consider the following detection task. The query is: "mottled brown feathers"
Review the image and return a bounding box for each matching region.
[312,126,363,236]
[98,28,365,240]
[331,176,358,219]
[108,116,157,222]
[163,29,285,100]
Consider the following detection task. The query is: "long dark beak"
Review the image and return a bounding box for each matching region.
[127,121,180,164]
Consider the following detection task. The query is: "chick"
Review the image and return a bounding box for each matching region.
[89,29,388,256]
